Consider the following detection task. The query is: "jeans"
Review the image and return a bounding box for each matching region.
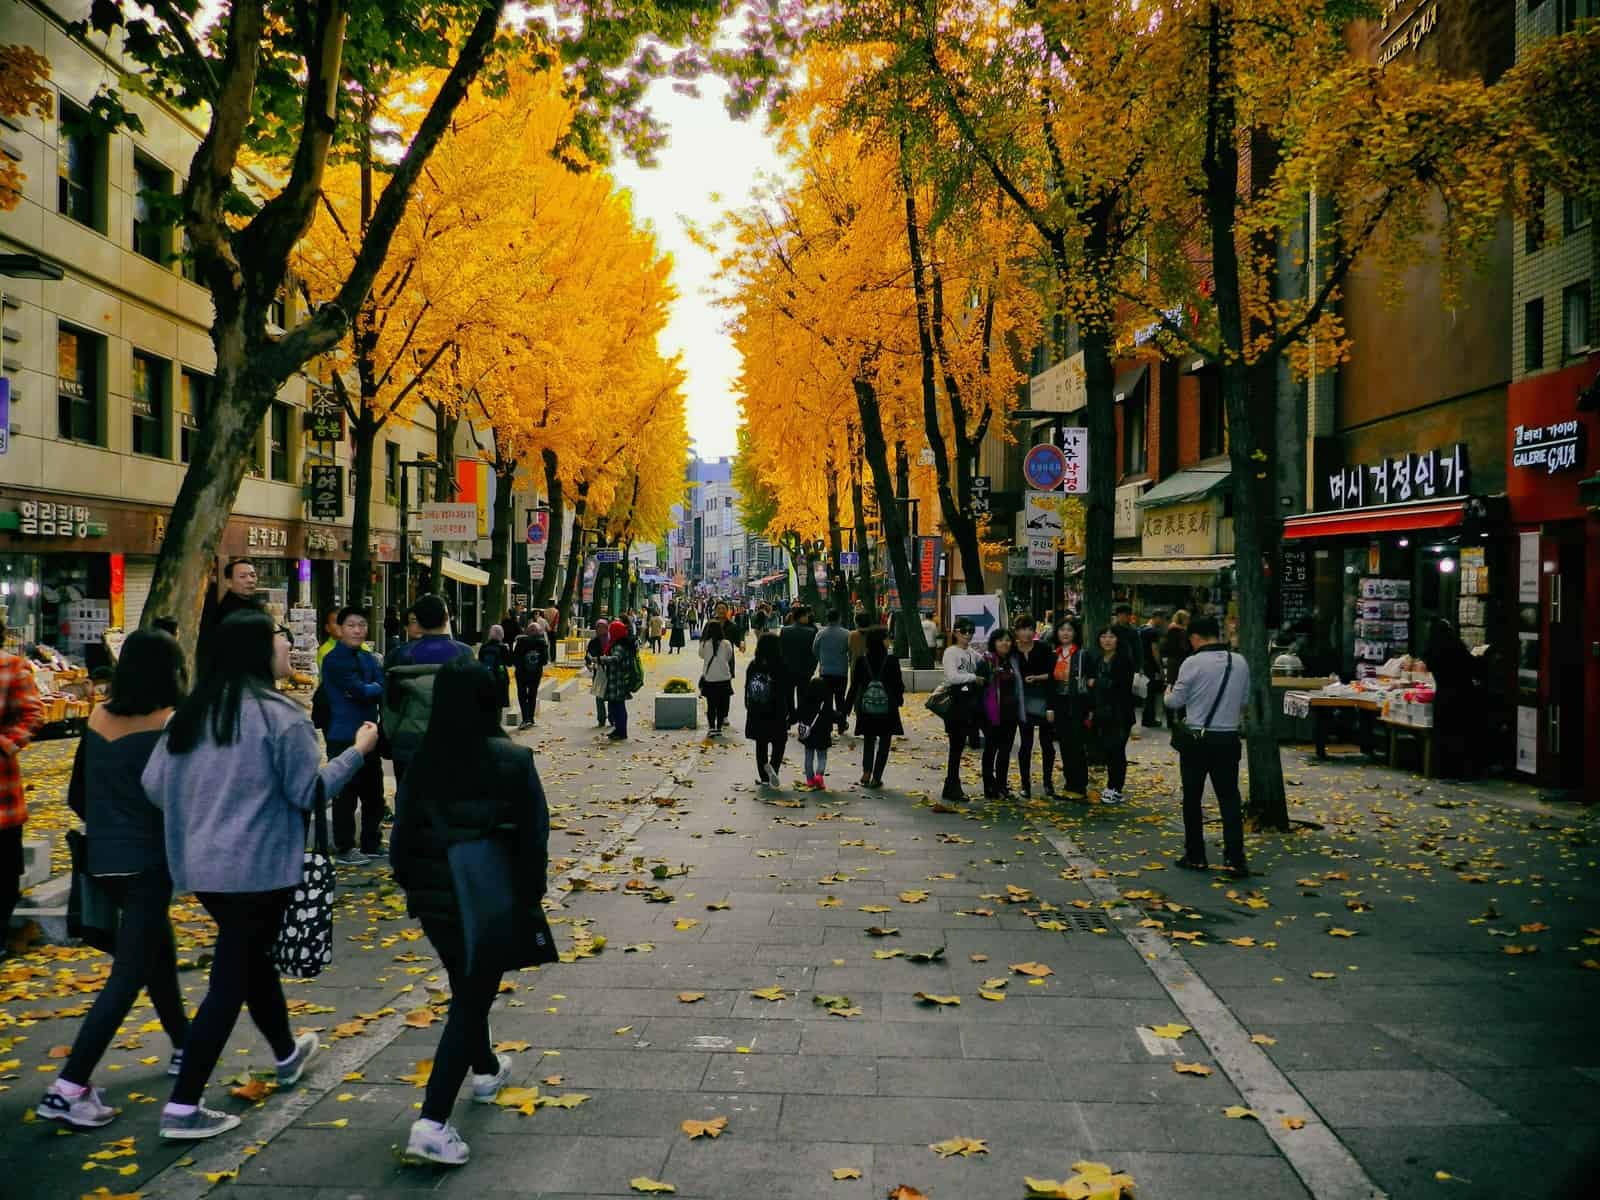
[804,746,828,778]
[1017,716,1056,793]
[822,674,849,730]
[420,934,502,1123]
[982,719,1019,795]
[607,698,628,737]
[63,868,188,1087]
[0,826,20,937]
[515,668,542,724]
[171,889,295,1105]
[1179,732,1246,865]
[755,736,786,780]
[327,740,384,854]
[861,734,891,781]
[943,724,969,797]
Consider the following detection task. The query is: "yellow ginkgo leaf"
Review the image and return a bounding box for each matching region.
[1147,1023,1191,1040]
[630,1178,676,1194]
[831,1166,863,1180]
[1249,1033,1276,1046]
[1173,1062,1213,1077]
[978,990,1006,1002]
[1010,961,1053,977]
[750,986,787,1001]
[1281,1116,1307,1130]
[928,1136,988,1158]
[1222,1106,1258,1120]
[673,918,699,932]
[494,1040,531,1053]
[1309,972,1337,980]
[494,1087,541,1108]
[898,890,929,903]
[914,992,961,1006]
[1327,928,1358,938]
[681,1116,728,1139]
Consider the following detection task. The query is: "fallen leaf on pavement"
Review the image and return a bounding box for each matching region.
[1309,972,1336,980]
[906,947,946,963]
[677,992,706,1004]
[542,1075,564,1085]
[859,905,892,914]
[898,890,930,904]
[873,949,904,960]
[831,1166,863,1180]
[818,897,841,909]
[403,1008,439,1028]
[969,953,989,962]
[750,986,787,1002]
[1249,1034,1276,1046]
[1227,937,1257,948]
[1222,1106,1258,1120]
[681,1116,727,1139]
[673,919,699,931]
[307,1118,349,1128]
[229,1078,274,1102]
[1147,1023,1191,1040]
[630,1178,676,1194]
[539,1093,589,1109]
[1024,1161,1136,1199]
[1327,928,1357,938]
[494,1087,540,1108]
[1281,1116,1307,1130]
[929,1136,988,1158]
[1173,1062,1213,1077]
[914,992,961,1006]
[887,1188,928,1200]
[979,990,1006,1001]
[865,927,899,937]
[494,1040,531,1053]
[1010,961,1053,977]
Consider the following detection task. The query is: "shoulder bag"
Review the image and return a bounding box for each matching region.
[441,754,559,977]
[272,782,336,979]
[65,828,119,954]
[1169,652,1233,755]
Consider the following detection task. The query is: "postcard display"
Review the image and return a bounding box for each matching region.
[1354,578,1411,678]
[1457,547,1489,648]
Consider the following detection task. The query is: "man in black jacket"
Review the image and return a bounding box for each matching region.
[779,606,819,715]
[1138,609,1169,727]
[194,558,263,678]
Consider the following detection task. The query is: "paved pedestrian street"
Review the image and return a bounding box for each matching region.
[3,655,1598,1200]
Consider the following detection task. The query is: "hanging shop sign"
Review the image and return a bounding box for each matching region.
[3,499,108,539]
[970,475,992,516]
[309,465,344,520]
[1322,442,1468,510]
[0,377,10,457]
[1141,501,1218,558]
[1059,427,1088,495]
[916,536,940,609]
[418,502,477,542]
[1279,546,1312,626]
[1114,482,1146,539]
[1024,491,1064,571]
[307,390,344,442]
[1511,420,1585,476]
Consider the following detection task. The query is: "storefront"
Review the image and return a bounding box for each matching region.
[1116,468,1234,619]
[1282,443,1510,753]
[1503,357,1600,794]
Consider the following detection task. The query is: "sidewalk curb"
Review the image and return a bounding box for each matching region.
[1042,830,1389,1200]
[139,738,698,1200]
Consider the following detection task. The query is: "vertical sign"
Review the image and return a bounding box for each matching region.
[108,552,125,630]
[1059,426,1088,495]
[917,536,939,610]
[1279,546,1311,626]
[0,377,10,456]
[309,465,344,520]
[307,389,344,442]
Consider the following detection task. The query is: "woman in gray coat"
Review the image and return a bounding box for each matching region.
[142,611,378,1141]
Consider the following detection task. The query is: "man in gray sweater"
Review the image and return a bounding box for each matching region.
[1164,614,1251,876]
[813,610,851,733]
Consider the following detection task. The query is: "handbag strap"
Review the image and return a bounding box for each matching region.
[1197,651,1234,734]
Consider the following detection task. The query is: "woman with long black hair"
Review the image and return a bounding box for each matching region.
[846,624,904,788]
[1050,617,1090,799]
[391,659,549,1166]
[38,630,190,1130]
[1083,624,1136,803]
[142,612,378,1140]
[698,619,736,734]
[980,628,1026,799]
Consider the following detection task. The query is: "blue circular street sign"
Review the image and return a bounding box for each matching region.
[1023,444,1067,490]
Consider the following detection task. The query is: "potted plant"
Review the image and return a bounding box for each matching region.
[654,677,699,730]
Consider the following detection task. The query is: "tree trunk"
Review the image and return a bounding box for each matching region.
[427,410,458,593]
[849,434,876,618]
[1205,0,1289,830]
[825,457,845,604]
[555,485,589,636]
[346,406,378,614]
[141,336,277,665]
[533,447,563,608]
[1080,328,1116,637]
[855,374,932,669]
[485,456,516,620]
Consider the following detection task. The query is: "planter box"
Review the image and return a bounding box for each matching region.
[654,692,699,730]
[899,666,944,694]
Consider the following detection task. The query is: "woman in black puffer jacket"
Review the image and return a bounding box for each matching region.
[390,659,549,1168]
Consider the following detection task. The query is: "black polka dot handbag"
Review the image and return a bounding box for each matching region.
[272,786,336,979]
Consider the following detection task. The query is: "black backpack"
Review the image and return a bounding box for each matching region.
[744,669,777,715]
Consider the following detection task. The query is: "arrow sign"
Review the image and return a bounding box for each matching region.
[949,593,1003,637]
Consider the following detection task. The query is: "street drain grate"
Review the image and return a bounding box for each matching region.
[1062,913,1111,933]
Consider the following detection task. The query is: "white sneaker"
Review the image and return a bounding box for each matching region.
[404,1118,470,1166]
[1099,788,1121,804]
[37,1083,117,1129]
[159,1104,240,1140]
[276,1032,320,1088]
[469,1053,513,1104]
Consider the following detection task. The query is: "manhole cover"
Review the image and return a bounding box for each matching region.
[1063,913,1110,933]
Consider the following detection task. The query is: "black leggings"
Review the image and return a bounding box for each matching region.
[1101,727,1129,792]
[515,668,542,724]
[982,719,1019,795]
[171,889,294,1105]
[63,869,188,1087]
[943,723,968,796]
[421,933,503,1123]
[704,682,732,728]
[862,734,891,781]
[1056,704,1088,794]
[1017,718,1056,792]
[755,735,787,777]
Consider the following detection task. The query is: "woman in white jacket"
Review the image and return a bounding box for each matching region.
[698,620,737,733]
[939,618,984,801]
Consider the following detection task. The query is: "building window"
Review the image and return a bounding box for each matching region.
[56,99,103,231]
[269,401,292,481]
[131,351,169,458]
[180,230,200,283]
[179,369,209,464]
[1564,194,1592,236]
[1122,385,1148,476]
[56,324,102,445]
[1563,282,1592,358]
[384,440,400,505]
[268,290,287,330]
[1524,299,1546,372]
[1525,183,1546,254]
[132,154,173,263]
[1559,0,1599,33]
[1198,371,1227,458]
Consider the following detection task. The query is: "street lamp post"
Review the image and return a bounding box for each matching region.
[397,459,440,611]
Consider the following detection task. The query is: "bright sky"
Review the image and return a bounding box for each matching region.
[611,80,790,461]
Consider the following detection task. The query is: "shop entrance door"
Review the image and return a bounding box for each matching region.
[1539,526,1586,789]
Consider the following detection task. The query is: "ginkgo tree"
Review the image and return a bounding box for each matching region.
[0,44,51,211]
[72,0,798,658]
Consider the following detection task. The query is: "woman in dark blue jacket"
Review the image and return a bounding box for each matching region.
[319,607,386,864]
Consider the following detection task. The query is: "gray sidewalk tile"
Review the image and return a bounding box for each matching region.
[1286,1068,1514,1127]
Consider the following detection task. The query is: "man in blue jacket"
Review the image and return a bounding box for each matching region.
[321,607,387,864]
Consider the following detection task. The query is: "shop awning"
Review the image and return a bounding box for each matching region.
[1134,468,1231,509]
[439,557,490,587]
[1281,498,1467,541]
[1112,555,1232,586]
[1114,363,1148,404]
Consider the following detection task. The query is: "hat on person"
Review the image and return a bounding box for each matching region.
[609,619,628,643]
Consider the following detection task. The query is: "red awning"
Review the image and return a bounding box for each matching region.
[1281,499,1466,540]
